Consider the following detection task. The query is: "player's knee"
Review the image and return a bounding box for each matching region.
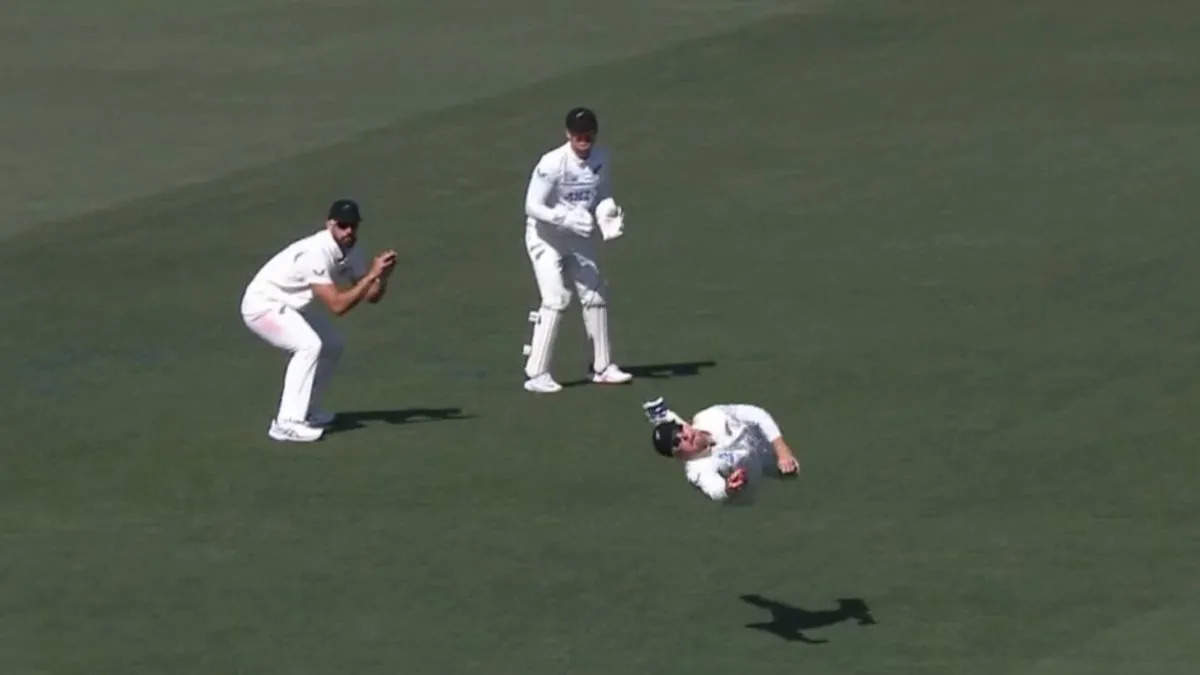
[579,285,608,308]
[295,333,324,356]
[541,290,571,311]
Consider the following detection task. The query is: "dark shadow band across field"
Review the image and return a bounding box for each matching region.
[741,595,877,644]
[325,407,475,434]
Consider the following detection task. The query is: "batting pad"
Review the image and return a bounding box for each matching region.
[524,307,563,378]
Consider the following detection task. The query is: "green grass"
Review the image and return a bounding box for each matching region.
[3,1,1199,673]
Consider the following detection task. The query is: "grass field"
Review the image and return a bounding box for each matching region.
[3,1,1199,673]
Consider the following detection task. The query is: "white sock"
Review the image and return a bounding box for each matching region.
[524,308,563,378]
[582,304,611,373]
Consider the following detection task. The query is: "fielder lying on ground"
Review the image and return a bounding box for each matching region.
[644,397,800,502]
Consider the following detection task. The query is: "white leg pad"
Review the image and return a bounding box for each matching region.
[582,304,611,373]
[524,307,563,378]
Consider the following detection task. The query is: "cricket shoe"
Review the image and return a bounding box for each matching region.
[268,419,324,442]
[306,409,337,427]
[592,364,633,384]
[523,373,563,394]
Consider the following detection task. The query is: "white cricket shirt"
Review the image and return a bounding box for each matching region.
[524,142,611,226]
[241,228,366,316]
[684,404,783,502]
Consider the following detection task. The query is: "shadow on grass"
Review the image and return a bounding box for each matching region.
[561,360,717,387]
[325,407,474,434]
[740,595,876,644]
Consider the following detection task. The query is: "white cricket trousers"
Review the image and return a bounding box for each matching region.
[242,304,344,423]
[525,224,607,309]
[524,221,612,376]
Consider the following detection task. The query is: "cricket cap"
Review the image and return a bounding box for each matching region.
[565,107,599,134]
[652,421,681,457]
[327,198,362,224]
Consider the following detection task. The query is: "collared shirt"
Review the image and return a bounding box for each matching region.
[524,142,612,226]
[683,405,783,502]
[241,229,366,316]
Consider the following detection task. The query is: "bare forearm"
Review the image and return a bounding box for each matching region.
[771,437,792,461]
[329,273,380,315]
[772,437,799,475]
[366,277,387,303]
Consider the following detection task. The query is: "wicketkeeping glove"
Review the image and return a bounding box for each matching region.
[643,397,675,425]
[561,205,595,237]
[595,198,625,241]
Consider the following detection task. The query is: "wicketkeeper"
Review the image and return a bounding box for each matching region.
[644,397,801,502]
[521,107,632,393]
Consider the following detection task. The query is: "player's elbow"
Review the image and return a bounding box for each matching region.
[692,480,726,502]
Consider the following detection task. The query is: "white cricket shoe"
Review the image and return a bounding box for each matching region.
[306,409,337,427]
[592,364,633,384]
[523,373,563,394]
[268,419,324,442]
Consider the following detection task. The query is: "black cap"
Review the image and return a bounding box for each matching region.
[327,199,362,224]
[565,107,599,134]
[652,421,681,457]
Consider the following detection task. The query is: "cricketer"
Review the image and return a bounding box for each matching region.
[522,107,632,393]
[644,397,801,502]
[240,199,396,442]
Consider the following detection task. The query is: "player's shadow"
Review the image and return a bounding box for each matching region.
[325,407,474,434]
[561,360,717,387]
[741,595,876,644]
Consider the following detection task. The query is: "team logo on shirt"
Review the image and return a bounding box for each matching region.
[563,189,594,203]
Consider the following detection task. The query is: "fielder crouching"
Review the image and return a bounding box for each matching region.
[644,397,801,503]
[240,199,396,442]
